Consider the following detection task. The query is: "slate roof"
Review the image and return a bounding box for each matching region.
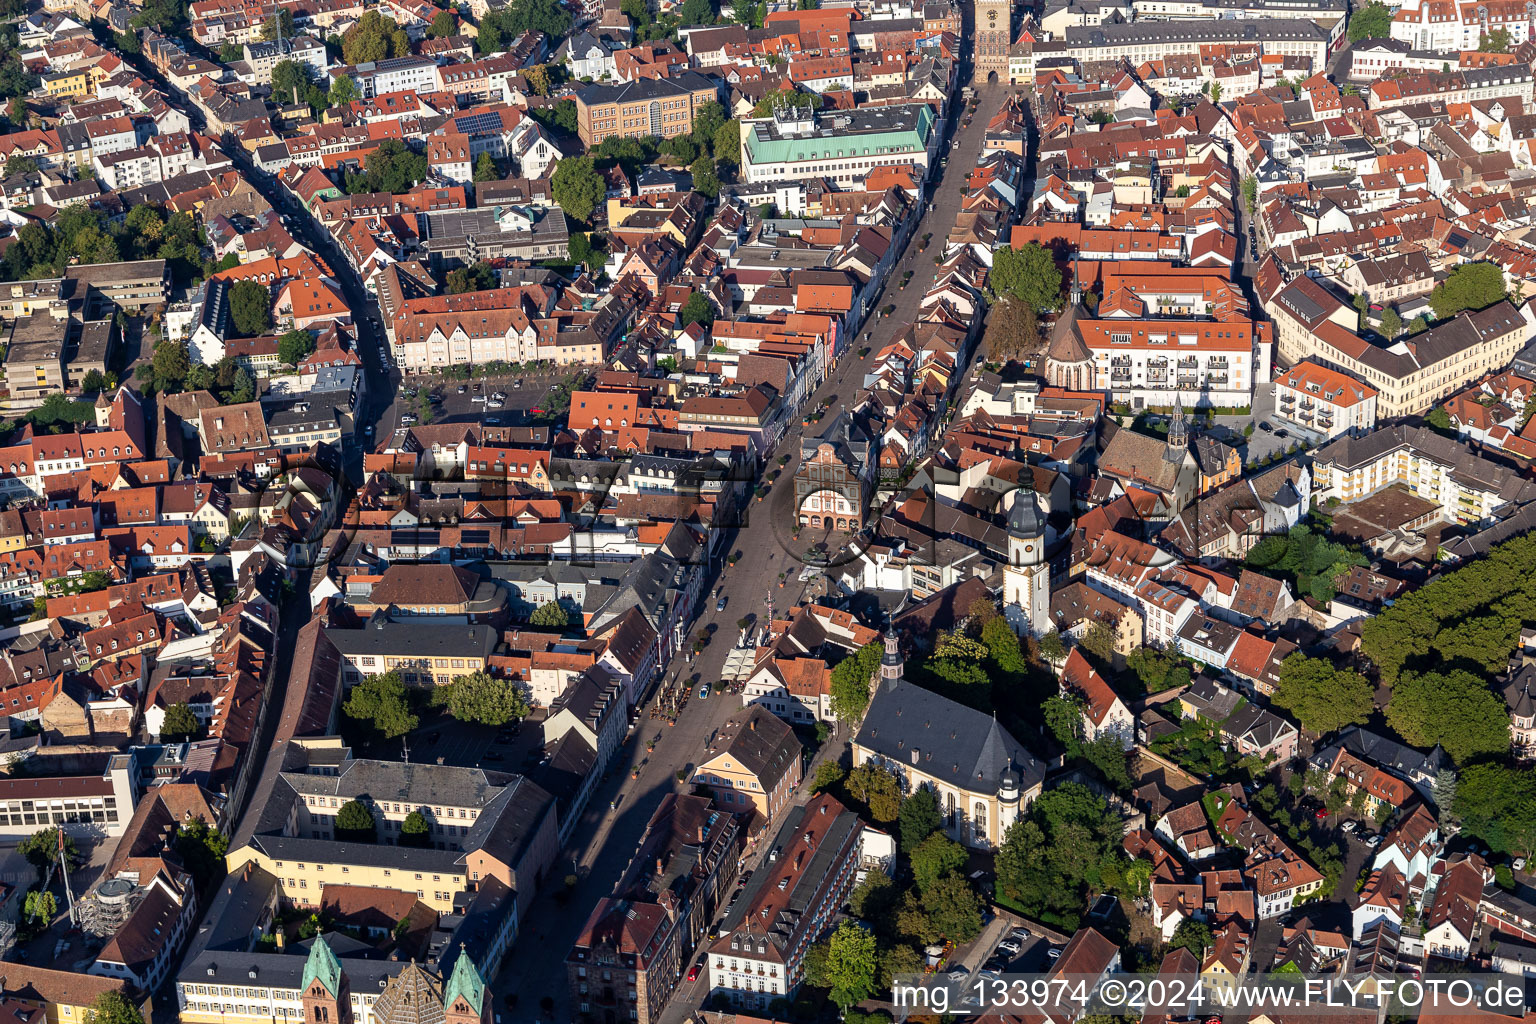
[854,676,1043,797]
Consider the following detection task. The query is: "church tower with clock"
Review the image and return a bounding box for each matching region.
[1004,480,1052,638]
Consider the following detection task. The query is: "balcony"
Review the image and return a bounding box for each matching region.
[1176,374,1200,386]
[1278,393,1295,406]
[1109,357,1133,368]
[1111,369,1132,381]
[1148,371,1168,382]
[1176,357,1199,369]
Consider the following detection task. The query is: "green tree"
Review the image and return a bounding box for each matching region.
[897,786,941,853]
[277,328,316,366]
[228,280,272,336]
[444,670,531,726]
[830,642,882,725]
[329,74,359,107]
[258,8,295,40]
[1042,695,1084,748]
[981,294,1041,363]
[1242,174,1258,214]
[714,119,743,165]
[812,760,846,794]
[752,87,817,117]
[228,367,256,404]
[1426,406,1454,432]
[990,243,1063,312]
[850,871,898,926]
[1271,654,1373,734]
[172,819,228,889]
[1429,262,1507,320]
[152,339,192,387]
[1409,314,1429,334]
[551,156,606,222]
[677,0,714,23]
[473,152,500,182]
[17,827,78,878]
[910,832,967,893]
[1079,622,1118,664]
[530,599,571,627]
[994,783,1124,930]
[446,261,497,295]
[88,993,144,1024]
[342,10,401,64]
[1039,629,1067,661]
[1380,306,1403,340]
[823,922,878,1010]
[691,154,721,198]
[845,762,901,823]
[160,702,201,743]
[921,873,982,943]
[271,60,309,103]
[679,292,714,329]
[81,369,107,393]
[334,799,377,842]
[1170,918,1213,957]
[218,42,241,61]
[23,888,55,924]
[1481,26,1513,50]
[1348,0,1392,39]
[428,9,457,36]
[347,138,429,194]
[342,670,419,739]
[1386,668,1510,764]
[3,156,36,178]
[400,810,431,846]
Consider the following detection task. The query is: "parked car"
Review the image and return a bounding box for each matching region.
[1258,421,1273,431]
[401,414,417,424]
[996,940,1021,957]
[1365,835,1382,848]
[1516,857,1527,872]
[698,683,711,700]
[688,964,701,982]
[1046,949,1061,960]
[472,395,488,404]
[457,385,467,393]
[1341,821,1356,834]
[716,595,727,612]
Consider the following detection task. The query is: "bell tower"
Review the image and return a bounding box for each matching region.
[1003,479,1051,638]
[880,627,904,684]
[300,936,352,1024]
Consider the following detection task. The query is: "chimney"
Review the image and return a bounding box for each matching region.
[749,717,756,731]
[697,824,706,843]
[656,856,665,874]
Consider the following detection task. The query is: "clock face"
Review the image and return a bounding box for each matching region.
[1024,543,1034,554]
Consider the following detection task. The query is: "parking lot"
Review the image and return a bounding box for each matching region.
[390,372,579,431]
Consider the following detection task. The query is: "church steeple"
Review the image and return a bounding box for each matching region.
[301,935,352,1024]
[1166,395,1188,454]
[880,624,903,684]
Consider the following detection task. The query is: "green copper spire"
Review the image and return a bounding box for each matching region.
[301,934,343,997]
[445,947,486,1015]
